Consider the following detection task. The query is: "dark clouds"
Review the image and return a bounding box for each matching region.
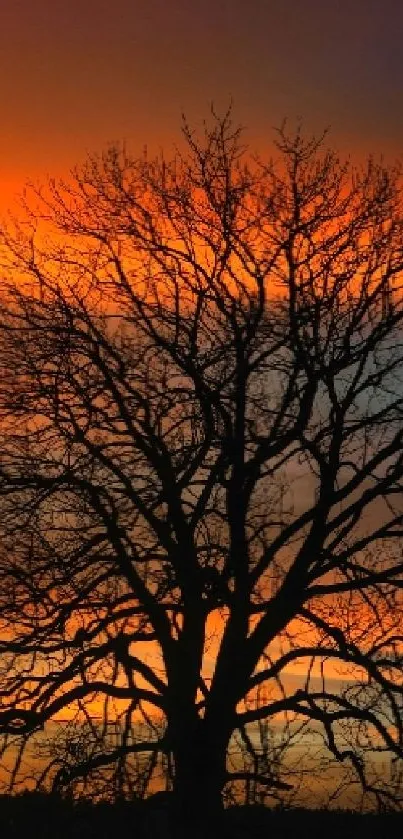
[0,0,402,200]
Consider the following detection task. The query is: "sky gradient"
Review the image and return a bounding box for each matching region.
[0,2,402,803]
[1,0,402,212]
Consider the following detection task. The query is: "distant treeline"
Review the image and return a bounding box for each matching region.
[0,791,402,839]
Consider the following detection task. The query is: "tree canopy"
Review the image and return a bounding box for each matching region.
[0,112,403,827]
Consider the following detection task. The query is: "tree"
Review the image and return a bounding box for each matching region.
[0,111,403,830]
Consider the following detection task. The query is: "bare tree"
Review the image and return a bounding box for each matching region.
[0,111,403,830]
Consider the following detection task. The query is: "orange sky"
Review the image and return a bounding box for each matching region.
[1,0,402,734]
[1,0,402,214]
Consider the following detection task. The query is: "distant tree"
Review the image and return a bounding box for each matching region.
[0,111,403,831]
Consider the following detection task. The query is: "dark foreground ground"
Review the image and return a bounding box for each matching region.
[0,792,402,838]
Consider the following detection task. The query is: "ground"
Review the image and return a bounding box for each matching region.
[0,793,402,838]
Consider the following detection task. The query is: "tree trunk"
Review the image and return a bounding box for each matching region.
[170,720,230,837]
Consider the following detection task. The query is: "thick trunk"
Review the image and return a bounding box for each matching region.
[170,721,230,835]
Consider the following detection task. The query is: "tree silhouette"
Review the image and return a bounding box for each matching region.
[0,111,403,830]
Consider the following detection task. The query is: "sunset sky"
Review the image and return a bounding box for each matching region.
[1,0,402,211]
[1,2,403,806]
